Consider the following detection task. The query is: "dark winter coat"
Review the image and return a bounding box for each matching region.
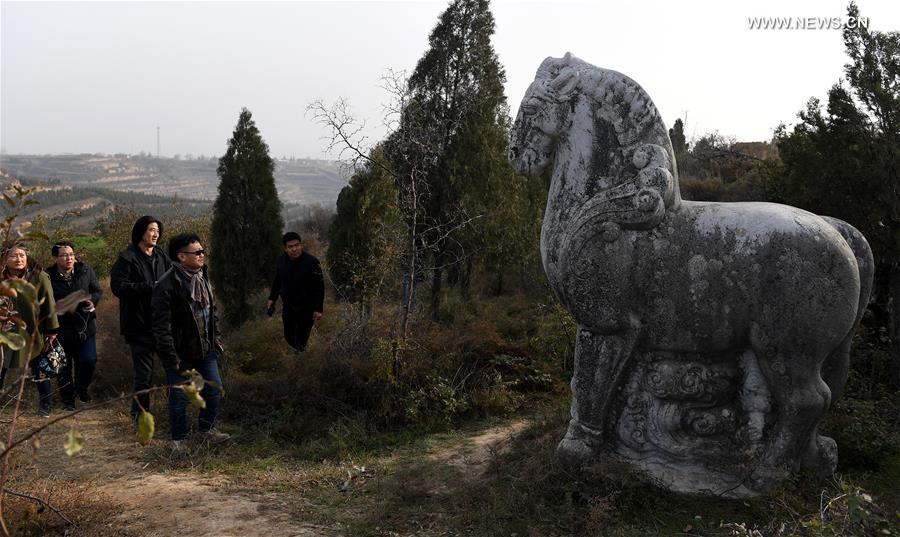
[110,244,171,346]
[151,265,220,369]
[268,251,325,313]
[47,262,102,339]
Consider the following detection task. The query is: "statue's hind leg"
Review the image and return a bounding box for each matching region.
[821,334,852,406]
[795,335,852,474]
[749,335,834,489]
[558,326,637,462]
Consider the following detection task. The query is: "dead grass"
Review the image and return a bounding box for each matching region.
[3,478,131,536]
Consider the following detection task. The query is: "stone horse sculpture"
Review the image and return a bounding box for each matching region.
[508,54,874,497]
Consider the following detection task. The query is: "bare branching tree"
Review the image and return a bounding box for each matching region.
[307,69,478,364]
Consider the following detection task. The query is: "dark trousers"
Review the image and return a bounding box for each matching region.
[130,342,158,420]
[282,307,315,351]
[165,352,223,440]
[58,332,97,405]
[33,334,96,410]
[33,373,53,411]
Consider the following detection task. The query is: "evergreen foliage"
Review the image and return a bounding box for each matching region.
[668,118,688,158]
[767,2,899,263]
[388,0,536,312]
[327,147,403,308]
[210,108,284,326]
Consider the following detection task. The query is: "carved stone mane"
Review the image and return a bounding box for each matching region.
[536,54,672,154]
[529,54,681,231]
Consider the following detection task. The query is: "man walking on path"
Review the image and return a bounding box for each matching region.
[47,240,102,408]
[152,233,228,453]
[110,215,171,422]
[267,232,324,352]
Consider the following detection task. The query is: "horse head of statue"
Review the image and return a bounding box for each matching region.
[509,53,681,237]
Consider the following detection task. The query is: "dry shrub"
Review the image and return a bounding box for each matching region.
[3,478,131,536]
[221,291,572,448]
[299,232,324,259]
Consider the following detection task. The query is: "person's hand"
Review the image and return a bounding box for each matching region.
[313,312,323,321]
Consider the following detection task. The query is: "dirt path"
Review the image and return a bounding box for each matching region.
[11,407,334,537]
[9,408,532,536]
[431,419,530,478]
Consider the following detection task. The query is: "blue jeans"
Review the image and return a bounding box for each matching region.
[165,352,223,441]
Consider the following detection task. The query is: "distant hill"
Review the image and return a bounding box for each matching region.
[0,153,348,208]
[0,169,212,231]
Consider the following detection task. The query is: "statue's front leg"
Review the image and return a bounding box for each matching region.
[558,326,638,462]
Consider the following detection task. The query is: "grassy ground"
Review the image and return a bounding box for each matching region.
[3,283,898,536]
[127,396,899,537]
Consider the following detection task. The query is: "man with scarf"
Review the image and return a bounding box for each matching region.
[151,233,228,453]
[110,215,171,422]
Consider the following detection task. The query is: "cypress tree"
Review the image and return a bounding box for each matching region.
[211,108,284,326]
[327,146,403,309]
[668,118,688,158]
[391,0,525,312]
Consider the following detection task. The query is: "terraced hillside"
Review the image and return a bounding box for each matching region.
[0,153,347,207]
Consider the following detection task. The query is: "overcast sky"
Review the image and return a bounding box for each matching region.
[1,0,897,158]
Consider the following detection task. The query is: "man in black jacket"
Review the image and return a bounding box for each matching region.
[267,232,325,352]
[110,215,171,422]
[152,233,228,452]
[47,241,102,408]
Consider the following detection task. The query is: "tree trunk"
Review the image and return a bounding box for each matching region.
[460,257,473,302]
[871,262,892,327]
[400,231,417,342]
[430,247,444,318]
[890,262,900,389]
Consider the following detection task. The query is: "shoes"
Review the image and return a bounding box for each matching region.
[37,407,51,418]
[77,389,92,403]
[169,440,189,456]
[197,429,231,445]
[63,403,76,412]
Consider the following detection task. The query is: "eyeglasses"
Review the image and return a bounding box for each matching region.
[180,249,205,256]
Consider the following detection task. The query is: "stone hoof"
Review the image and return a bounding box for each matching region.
[555,422,600,465]
[799,435,838,475]
[556,436,594,464]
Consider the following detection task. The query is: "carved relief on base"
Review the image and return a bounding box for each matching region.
[611,350,776,497]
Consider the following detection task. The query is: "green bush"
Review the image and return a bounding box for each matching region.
[823,396,900,471]
[221,293,573,450]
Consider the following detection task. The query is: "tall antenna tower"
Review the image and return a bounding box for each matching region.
[156,126,160,159]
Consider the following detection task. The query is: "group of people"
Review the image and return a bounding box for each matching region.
[0,215,325,453]
[0,240,101,415]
